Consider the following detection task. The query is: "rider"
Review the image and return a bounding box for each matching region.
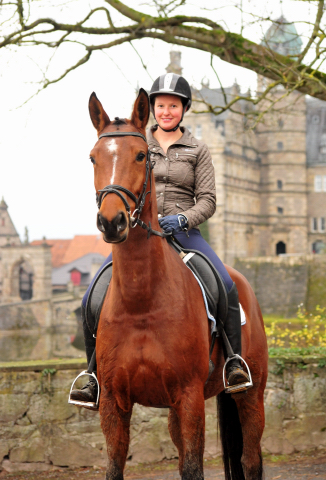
[70,73,250,405]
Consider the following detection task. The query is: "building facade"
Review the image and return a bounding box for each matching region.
[165,19,326,265]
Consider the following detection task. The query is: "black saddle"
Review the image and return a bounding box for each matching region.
[85,239,228,336]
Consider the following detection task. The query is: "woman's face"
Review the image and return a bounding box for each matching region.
[154,94,183,131]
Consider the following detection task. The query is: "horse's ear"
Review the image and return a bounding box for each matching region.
[89,92,111,134]
[131,88,150,131]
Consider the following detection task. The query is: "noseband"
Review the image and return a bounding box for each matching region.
[96,131,169,239]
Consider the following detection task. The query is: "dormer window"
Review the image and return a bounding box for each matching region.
[320,133,326,154]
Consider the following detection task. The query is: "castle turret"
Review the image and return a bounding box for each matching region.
[256,18,307,255]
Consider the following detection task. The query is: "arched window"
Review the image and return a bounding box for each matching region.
[19,262,33,300]
[276,241,286,255]
[312,240,326,254]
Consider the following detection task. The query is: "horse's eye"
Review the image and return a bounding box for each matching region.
[136,152,146,163]
[90,156,95,164]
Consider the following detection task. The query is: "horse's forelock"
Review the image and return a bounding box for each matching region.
[113,117,127,126]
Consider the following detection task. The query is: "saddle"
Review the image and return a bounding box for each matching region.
[85,238,229,337]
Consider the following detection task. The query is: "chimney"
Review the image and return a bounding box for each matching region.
[166,51,182,76]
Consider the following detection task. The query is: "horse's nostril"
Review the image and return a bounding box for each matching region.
[97,213,106,232]
[114,212,127,233]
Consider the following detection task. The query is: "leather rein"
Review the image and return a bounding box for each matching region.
[96,131,170,239]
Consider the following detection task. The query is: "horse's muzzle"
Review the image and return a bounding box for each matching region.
[97,211,128,243]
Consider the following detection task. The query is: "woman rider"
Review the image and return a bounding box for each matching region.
[70,73,250,405]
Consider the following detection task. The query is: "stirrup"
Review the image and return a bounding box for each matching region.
[68,370,100,410]
[222,354,253,394]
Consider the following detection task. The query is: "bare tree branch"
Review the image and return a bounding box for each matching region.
[1,0,326,106]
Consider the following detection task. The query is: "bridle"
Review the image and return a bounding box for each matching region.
[95,131,170,239]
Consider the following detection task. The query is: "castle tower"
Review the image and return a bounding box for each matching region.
[256,18,308,255]
[0,197,21,247]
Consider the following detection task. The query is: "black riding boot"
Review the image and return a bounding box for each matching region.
[70,304,98,403]
[223,282,251,392]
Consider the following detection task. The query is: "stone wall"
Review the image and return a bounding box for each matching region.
[234,254,326,316]
[0,293,83,330]
[1,357,326,474]
[1,244,52,303]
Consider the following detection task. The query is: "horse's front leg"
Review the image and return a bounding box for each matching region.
[100,392,132,480]
[168,408,184,476]
[173,385,205,480]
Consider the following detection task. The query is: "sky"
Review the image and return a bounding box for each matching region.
[0,0,319,241]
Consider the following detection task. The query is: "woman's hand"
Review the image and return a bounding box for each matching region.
[159,214,188,234]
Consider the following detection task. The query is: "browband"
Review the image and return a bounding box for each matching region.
[99,131,147,143]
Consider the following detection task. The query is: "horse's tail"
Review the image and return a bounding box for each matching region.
[217,391,245,480]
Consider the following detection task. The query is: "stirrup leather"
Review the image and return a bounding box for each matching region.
[68,371,100,410]
[222,354,253,394]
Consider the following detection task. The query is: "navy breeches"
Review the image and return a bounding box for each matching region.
[82,228,233,307]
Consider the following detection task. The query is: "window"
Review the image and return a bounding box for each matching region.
[315,175,322,192]
[277,206,283,214]
[277,180,283,190]
[195,124,202,139]
[276,241,286,255]
[320,217,326,232]
[312,217,318,231]
[320,133,326,154]
[278,119,284,128]
[277,141,283,150]
[215,120,225,136]
[323,176,326,191]
[312,240,326,254]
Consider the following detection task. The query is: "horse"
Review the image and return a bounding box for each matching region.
[87,88,268,480]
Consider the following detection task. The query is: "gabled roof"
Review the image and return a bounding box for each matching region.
[52,252,106,286]
[0,197,21,246]
[30,238,72,268]
[31,234,111,268]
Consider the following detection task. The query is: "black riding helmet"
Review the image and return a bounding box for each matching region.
[149,73,192,132]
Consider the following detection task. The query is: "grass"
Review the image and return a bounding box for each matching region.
[263,314,302,326]
[268,346,326,357]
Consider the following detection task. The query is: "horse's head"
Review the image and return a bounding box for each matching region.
[89,89,150,243]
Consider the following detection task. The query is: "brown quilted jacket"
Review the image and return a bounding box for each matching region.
[147,126,216,230]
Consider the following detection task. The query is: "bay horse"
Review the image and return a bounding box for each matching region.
[88,88,268,480]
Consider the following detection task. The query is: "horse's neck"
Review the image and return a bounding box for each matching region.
[111,203,167,300]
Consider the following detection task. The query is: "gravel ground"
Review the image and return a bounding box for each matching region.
[1,451,326,480]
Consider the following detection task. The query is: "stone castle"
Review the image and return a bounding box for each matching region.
[1,17,326,303]
[166,17,326,264]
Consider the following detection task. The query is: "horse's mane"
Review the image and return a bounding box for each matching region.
[113,117,127,126]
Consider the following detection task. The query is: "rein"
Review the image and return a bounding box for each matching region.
[96,131,170,239]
